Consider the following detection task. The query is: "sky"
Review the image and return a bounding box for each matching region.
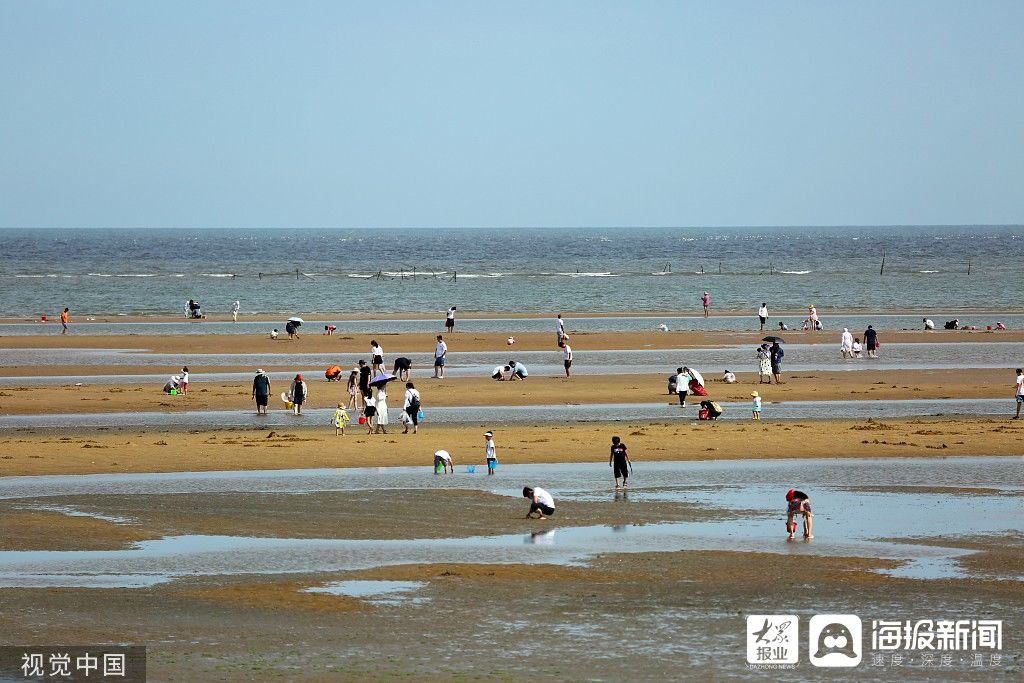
[1,1,1022,229]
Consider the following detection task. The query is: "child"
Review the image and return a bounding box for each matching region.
[363,395,377,434]
[484,431,497,475]
[751,391,762,420]
[270,329,279,340]
[180,366,189,395]
[609,436,631,489]
[332,403,350,436]
[852,338,863,358]
[785,489,814,539]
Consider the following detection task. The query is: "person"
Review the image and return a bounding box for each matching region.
[179,366,190,395]
[674,367,689,406]
[250,369,271,414]
[60,307,70,334]
[757,303,768,331]
[393,357,412,381]
[801,319,810,332]
[840,328,854,359]
[684,366,705,395]
[289,373,307,415]
[434,449,453,474]
[807,305,818,331]
[699,399,723,420]
[270,329,279,340]
[484,430,497,475]
[325,365,343,382]
[491,365,508,381]
[403,382,421,434]
[814,319,823,331]
[232,300,240,322]
[346,370,359,409]
[163,375,180,394]
[864,325,878,358]
[375,386,389,434]
[332,403,350,435]
[852,338,863,358]
[285,320,299,340]
[184,300,191,318]
[562,337,573,377]
[362,394,377,433]
[523,486,555,519]
[508,361,528,380]
[722,370,737,384]
[944,318,959,330]
[445,305,456,333]
[324,324,336,335]
[701,291,711,318]
[996,321,1007,331]
[923,317,934,331]
[751,391,762,420]
[370,340,384,375]
[358,360,371,402]
[609,436,631,489]
[667,372,678,395]
[770,342,784,384]
[778,321,789,331]
[556,314,566,347]
[432,335,447,379]
[756,345,771,384]
[785,489,813,539]
[1015,368,1024,419]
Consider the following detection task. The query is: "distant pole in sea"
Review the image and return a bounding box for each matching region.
[879,251,886,276]
[295,268,300,280]
[967,258,972,276]
[718,261,722,274]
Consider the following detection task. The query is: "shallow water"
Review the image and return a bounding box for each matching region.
[0,457,1018,587]
[0,397,1010,430]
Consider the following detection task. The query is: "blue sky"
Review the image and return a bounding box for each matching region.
[1,1,1021,228]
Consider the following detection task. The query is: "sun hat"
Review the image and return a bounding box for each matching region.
[256,368,264,374]
[751,391,759,397]
[484,431,493,437]
[786,488,796,500]
[295,373,303,381]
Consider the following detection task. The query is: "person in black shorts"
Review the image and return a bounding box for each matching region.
[358,359,371,400]
[445,305,456,332]
[785,489,813,539]
[609,436,632,489]
[392,357,412,381]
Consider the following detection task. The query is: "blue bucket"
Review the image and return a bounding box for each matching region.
[466,465,476,474]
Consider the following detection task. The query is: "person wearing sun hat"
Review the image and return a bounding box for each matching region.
[751,391,762,420]
[288,373,308,415]
[252,369,271,414]
[484,430,497,474]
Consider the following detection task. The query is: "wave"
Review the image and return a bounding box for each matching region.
[87,273,158,278]
[347,274,374,279]
[779,270,812,275]
[918,270,940,273]
[200,273,235,278]
[457,273,503,279]
[557,272,618,277]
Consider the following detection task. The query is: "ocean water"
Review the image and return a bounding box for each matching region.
[0,226,1020,315]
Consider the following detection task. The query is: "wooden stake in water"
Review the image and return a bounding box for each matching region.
[967,258,972,275]
[879,251,886,276]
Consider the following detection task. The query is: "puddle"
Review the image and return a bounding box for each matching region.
[304,580,429,605]
[15,504,133,525]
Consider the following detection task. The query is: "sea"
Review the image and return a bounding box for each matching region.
[0,226,1020,317]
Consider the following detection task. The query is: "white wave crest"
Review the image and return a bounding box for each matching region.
[779,270,812,275]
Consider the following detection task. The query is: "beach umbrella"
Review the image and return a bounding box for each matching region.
[368,373,398,387]
[762,336,785,343]
[287,317,304,325]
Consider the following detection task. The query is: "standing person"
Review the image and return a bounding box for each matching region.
[179,366,190,395]
[1014,368,1024,419]
[445,305,456,333]
[370,340,384,376]
[362,394,377,433]
[556,314,566,347]
[60,307,70,334]
[432,335,447,379]
[358,360,371,403]
[484,430,497,475]
[252,369,271,414]
[807,305,819,332]
[757,344,771,384]
[375,386,389,434]
[751,391,762,420]
[332,403,350,435]
[674,367,689,406]
[346,370,359,409]
[403,382,421,434]
[392,357,412,381]
[757,303,768,331]
[184,300,191,318]
[770,342,785,384]
[289,373,308,415]
[864,325,879,358]
[231,300,240,322]
[609,436,632,489]
[840,328,854,359]
[702,291,711,318]
[523,486,555,519]
[562,338,573,377]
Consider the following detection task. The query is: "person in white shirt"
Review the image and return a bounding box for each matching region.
[231,300,240,322]
[674,367,689,406]
[179,366,190,395]
[432,335,447,379]
[370,340,384,375]
[840,328,854,358]
[923,318,935,331]
[722,370,737,384]
[491,365,507,380]
[556,314,566,347]
[433,449,453,474]
[1014,368,1023,419]
[445,306,456,333]
[758,303,769,331]
[403,382,421,434]
[523,486,555,519]
[562,338,573,377]
[484,431,497,475]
